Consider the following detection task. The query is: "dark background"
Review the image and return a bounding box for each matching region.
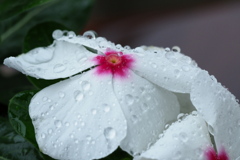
[84,0,240,99]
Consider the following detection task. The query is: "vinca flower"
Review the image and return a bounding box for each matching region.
[4,30,239,160]
[133,66,240,160]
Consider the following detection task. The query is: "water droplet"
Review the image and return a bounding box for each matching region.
[67,31,76,39]
[131,115,138,123]
[54,120,62,128]
[41,133,46,139]
[74,90,84,102]
[104,127,116,140]
[83,31,97,39]
[182,65,190,72]
[125,94,134,105]
[103,104,110,112]
[53,64,66,73]
[179,132,188,142]
[172,46,181,52]
[58,91,65,98]
[75,139,79,144]
[208,124,214,135]
[65,122,70,127]
[91,109,97,115]
[151,63,157,68]
[48,129,52,134]
[42,97,48,101]
[141,103,149,112]
[52,30,63,39]
[81,81,91,91]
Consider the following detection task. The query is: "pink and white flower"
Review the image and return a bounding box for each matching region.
[4,30,239,160]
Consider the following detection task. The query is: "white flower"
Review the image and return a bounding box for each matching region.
[134,70,240,160]
[4,30,203,160]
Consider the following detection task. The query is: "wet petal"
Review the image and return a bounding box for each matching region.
[191,70,240,160]
[4,40,96,79]
[131,46,200,93]
[29,69,126,160]
[113,70,180,155]
[134,114,212,160]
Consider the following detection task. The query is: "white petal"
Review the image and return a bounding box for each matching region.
[190,70,240,160]
[113,70,180,155]
[4,40,96,79]
[131,47,200,93]
[29,69,127,160]
[135,114,212,160]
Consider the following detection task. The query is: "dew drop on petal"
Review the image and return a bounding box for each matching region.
[52,30,63,39]
[103,104,110,112]
[104,127,116,140]
[179,132,188,143]
[172,46,181,52]
[208,124,214,135]
[81,81,91,91]
[74,90,84,102]
[48,128,53,134]
[53,64,66,73]
[83,31,97,39]
[91,109,97,115]
[58,91,65,98]
[54,120,62,128]
[41,133,46,139]
[125,94,134,105]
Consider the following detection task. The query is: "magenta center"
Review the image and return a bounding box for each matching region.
[205,147,229,160]
[92,50,135,78]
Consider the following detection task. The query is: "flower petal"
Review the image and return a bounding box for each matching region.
[29,69,127,160]
[4,40,96,79]
[190,70,240,160]
[112,70,180,155]
[134,114,212,160]
[131,46,200,93]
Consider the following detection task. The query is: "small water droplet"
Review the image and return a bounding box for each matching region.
[172,46,181,52]
[81,81,91,91]
[83,31,97,39]
[103,104,110,112]
[104,127,116,140]
[52,30,63,39]
[67,31,76,38]
[54,120,62,128]
[65,122,70,127]
[58,91,65,98]
[53,64,66,73]
[91,109,97,115]
[208,124,214,135]
[151,63,157,68]
[42,97,47,101]
[179,132,188,142]
[125,94,134,105]
[41,133,46,139]
[74,90,84,102]
[48,129,52,134]
[182,65,190,72]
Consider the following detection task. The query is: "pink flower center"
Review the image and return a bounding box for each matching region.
[92,50,135,79]
[205,147,229,160]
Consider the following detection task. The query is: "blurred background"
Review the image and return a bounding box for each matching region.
[84,0,240,99]
[1,0,240,107]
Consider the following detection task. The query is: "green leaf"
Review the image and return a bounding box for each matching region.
[0,0,95,62]
[100,148,133,160]
[27,76,64,89]
[0,0,54,21]
[0,73,34,105]
[0,117,45,160]
[8,90,38,147]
